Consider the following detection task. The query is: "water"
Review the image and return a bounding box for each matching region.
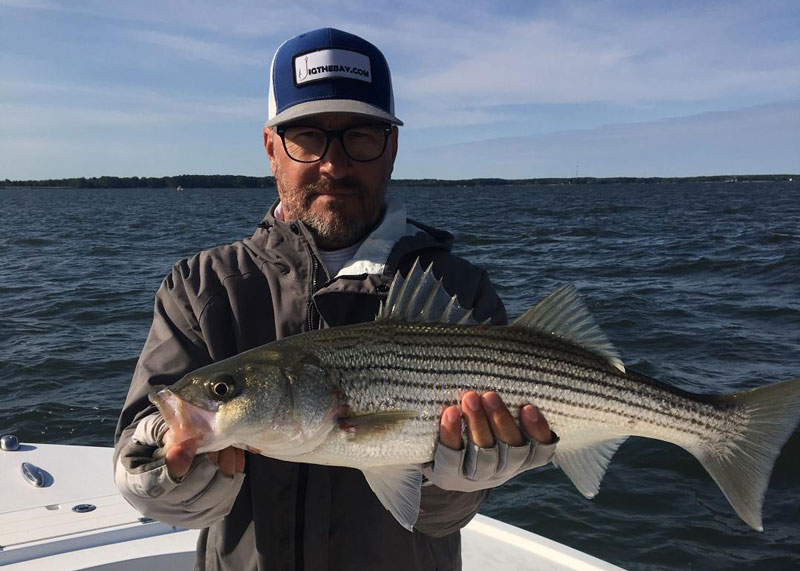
[1,182,799,569]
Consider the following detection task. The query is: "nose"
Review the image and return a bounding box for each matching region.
[318,135,351,177]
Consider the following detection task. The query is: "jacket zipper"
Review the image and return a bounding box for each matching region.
[298,248,321,571]
[306,249,341,330]
[306,254,320,331]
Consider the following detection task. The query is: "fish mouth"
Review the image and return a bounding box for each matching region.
[149,389,217,449]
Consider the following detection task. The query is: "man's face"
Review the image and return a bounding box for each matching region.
[265,113,398,250]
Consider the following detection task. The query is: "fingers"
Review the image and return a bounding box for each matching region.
[461,391,494,448]
[443,391,553,450]
[165,438,197,479]
[439,406,464,450]
[482,392,524,447]
[209,446,246,477]
[165,439,246,479]
[521,405,553,444]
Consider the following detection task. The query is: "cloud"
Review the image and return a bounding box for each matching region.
[0,0,372,38]
[129,30,264,67]
[0,79,263,129]
[2,1,798,179]
[387,1,800,122]
[0,0,56,7]
[398,101,800,178]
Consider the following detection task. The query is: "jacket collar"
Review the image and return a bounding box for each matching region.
[250,196,454,279]
[335,196,418,277]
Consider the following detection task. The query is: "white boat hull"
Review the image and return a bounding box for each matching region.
[0,442,622,570]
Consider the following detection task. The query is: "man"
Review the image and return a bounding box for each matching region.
[114,28,556,570]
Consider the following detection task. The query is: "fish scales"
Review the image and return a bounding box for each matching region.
[281,322,738,449]
[294,323,728,421]
[313,323,707,411]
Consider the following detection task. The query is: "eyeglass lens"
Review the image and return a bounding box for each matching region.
[282,126,388,162]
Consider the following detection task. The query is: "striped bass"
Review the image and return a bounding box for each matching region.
[150,261,800,532]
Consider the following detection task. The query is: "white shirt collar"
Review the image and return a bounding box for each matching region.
[273,196,419,277]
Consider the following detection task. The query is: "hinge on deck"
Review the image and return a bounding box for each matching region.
[138,517,156,524]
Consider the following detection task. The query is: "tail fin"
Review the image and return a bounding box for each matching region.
[696,376,800,531]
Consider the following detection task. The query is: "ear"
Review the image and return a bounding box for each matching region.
[390,126,399,162]
[264,127,278,175]
[388,126,399,175]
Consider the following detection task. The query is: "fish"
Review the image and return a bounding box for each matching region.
[149,260,800,532]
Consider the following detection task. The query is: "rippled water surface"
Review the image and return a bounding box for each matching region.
[2,182,798,569]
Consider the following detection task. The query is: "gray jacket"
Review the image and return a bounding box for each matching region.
[114,198,556,571]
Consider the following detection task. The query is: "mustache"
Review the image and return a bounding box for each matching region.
[305,178,367,196]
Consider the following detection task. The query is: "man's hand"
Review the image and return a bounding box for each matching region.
[115,415,247,529]
[422,390,557,492]
[439,391,553,450]
[165,438,245,479]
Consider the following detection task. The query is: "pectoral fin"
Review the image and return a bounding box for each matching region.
[362,465,423,531]
[339,411,419,440]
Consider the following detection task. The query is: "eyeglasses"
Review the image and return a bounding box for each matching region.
[276,124,392,163]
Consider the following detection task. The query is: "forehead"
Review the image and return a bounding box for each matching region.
[283,113,384,130]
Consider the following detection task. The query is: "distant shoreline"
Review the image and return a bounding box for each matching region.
[1,174,796,189]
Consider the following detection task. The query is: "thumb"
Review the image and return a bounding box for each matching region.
[165,438,198,479]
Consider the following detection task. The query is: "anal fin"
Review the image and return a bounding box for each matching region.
[362,465,423,531]
[553,435,629,498]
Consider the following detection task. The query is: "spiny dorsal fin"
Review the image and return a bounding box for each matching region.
[512,284,625,373]
[377,259,477,325]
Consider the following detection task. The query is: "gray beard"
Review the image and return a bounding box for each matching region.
[298,208,376,249]
[276,175,389,250]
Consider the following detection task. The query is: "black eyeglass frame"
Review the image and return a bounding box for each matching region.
[275,124,393,163]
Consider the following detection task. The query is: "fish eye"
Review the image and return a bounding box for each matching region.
[209,375,236,399]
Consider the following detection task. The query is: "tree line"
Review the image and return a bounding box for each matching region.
[2,173,796,189]
[1,175,276,189]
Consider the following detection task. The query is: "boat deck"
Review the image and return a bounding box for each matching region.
[0,442,622,570]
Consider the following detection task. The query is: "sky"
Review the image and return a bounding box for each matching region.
[1,0,798,180]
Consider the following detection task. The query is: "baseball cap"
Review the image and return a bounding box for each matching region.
[266,28,403,128]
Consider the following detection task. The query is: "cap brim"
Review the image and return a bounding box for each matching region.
[266,99,403,127]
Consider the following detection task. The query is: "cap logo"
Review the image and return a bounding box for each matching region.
[294,49,372,86]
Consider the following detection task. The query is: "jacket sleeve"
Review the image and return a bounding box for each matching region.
[416,433,557,536]
[113,259,243,528]
[114,413,244,528]
[415,483,489,537]
[471,268,508,326]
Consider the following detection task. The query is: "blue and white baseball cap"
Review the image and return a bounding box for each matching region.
[266,28,403,127]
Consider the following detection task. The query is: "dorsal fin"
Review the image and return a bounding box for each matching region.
[512,284,625,373]
[377,259,477,325]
